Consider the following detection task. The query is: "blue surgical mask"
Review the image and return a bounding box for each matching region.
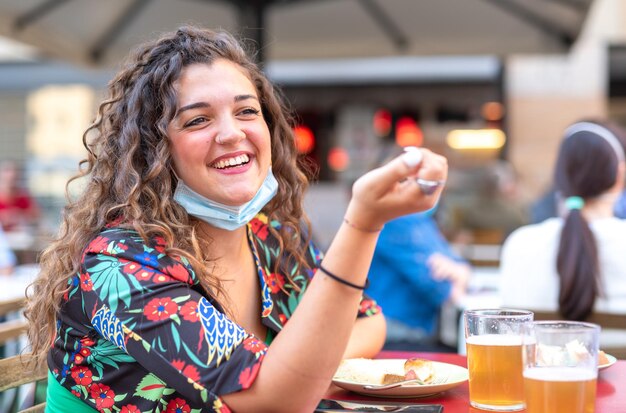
[173,168,278,231]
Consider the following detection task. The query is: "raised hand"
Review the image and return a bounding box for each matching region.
[345,148,448,231]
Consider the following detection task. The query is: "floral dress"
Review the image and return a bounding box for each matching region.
[48,213,381,413]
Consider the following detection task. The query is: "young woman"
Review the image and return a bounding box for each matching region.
[26,26,447,412]
[501,120,626,325]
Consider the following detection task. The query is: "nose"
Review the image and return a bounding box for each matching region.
[215,117,246,145]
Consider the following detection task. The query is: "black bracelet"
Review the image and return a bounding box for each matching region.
[318,263,369,291]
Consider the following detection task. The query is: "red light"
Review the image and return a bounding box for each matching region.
[373,109,392,137]
[395,116,423,147]
[327,147,350,172]
[293,125,315,154]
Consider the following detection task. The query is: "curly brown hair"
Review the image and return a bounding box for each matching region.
[25,26,313,368]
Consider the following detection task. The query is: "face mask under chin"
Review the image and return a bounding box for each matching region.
[173,168,278,231]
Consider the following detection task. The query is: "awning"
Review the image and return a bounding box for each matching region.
[0,0,594,68]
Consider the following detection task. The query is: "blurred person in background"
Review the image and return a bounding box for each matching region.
[451,161,528,245]
[531,120,626,222]
[0,224,16,275]
[25,26,448,413]
[500,120,626,346]
[366,145,470,352]
[0,160,40,232]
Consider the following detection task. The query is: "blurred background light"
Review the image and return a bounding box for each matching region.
[446,129,506,150]
[293,124,315,154]
[327,147,350,172]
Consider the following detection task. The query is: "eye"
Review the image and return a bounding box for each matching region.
[183,116,208,128]
[239,108,261,117]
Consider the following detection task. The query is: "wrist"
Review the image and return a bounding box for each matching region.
[344,203,385,233]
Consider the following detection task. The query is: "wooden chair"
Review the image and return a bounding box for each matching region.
[0,297,27,345]
[0,354,47,413]
[532,311,626,359]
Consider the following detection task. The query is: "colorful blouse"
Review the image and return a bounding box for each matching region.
[48,213,381,413]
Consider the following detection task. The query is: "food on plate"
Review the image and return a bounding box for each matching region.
[598,350,610,365]
[335,358,390,383]
[404,358,435,383]
[382,373,406,384]
[335,358,435,385]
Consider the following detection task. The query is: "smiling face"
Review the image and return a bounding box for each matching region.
[167,59,272,206]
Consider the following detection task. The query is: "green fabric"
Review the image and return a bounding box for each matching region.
[45,371,98,413]
[265,328,275,345]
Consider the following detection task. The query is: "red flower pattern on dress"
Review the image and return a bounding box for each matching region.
[121,261,141,275]
[72,389,82,398]
[243,337,266,355]
[79,273,93,291]
[152,273,173,283]
[264,272,285,294]
[135,269,155,282]
[153,236,167,253]
[90,383,115,411]
[74,353,85,365]
[164,398,191,413]
[80,337,95,347]
[238,362,261,389]
[89,236,109,252]
[180,301,199,323]
[163,263,191,283]
[279,313,288,325]
[171,359,201,382]
[79,347,91,358]
[71,366,93,386]
[359,298,380,315]
[144,297,178,321]
[120,405,140,413]
[249,218,269,240]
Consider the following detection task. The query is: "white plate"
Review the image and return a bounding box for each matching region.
[599,353,617,371]
[333,358,468,398]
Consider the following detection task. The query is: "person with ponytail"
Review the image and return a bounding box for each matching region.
[24,26,448,413]
[500,120,626,341]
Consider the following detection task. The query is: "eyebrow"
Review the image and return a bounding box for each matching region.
[175,94,259,118]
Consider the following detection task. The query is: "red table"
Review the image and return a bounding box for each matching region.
[326,351,626,412]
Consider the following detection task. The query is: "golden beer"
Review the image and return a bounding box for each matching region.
[466,334,525,411]
[524,367,596,413]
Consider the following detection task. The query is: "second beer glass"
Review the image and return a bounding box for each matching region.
[523,321,600,413]
[464,309,533,411]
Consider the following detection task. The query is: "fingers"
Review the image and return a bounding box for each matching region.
[364,148,447,198]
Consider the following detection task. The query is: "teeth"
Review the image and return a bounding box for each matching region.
[214,154,250,169]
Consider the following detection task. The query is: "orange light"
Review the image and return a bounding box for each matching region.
[395,116,423,147]
[293,125,315,154]
[481,102,505,122]
[373,109,392,137]
[327,147,350,172]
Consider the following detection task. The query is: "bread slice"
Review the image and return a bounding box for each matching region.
[381,373,406,385]
[403,358,434,384]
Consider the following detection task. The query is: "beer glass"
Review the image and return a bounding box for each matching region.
[523,321,600,413]
[464,309,533,411]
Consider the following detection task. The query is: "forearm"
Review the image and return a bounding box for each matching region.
[343,312,386,359]
[223,149,446,412]
[223,221,380,412]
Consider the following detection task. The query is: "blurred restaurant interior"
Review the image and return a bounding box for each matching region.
[0,0,623,259]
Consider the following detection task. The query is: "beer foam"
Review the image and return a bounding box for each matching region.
[466,334,524,346]
[524,367,596,382]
